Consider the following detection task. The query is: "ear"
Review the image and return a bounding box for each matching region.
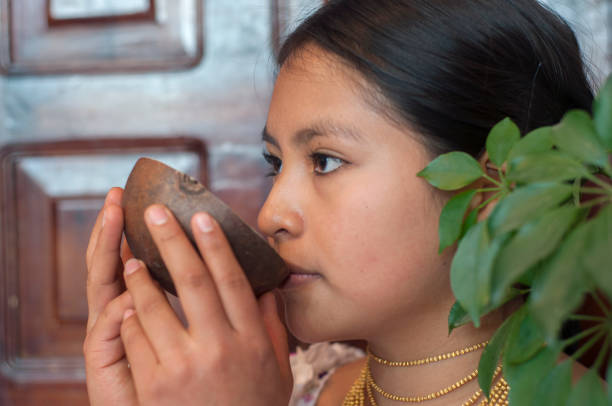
[467,151,503,221]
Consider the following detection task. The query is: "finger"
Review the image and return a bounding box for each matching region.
[86,188,123,270]
[123,258,187,362]
[84,291,134,368]
[258,291,292,385]
[120,235,134,264]
[191,212,261,332]
[121,309,157,385]
[144,205,230,334]
[86,208,105,272]
[87,202,126,333]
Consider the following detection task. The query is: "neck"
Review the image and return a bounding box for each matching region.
[365,297,520,406]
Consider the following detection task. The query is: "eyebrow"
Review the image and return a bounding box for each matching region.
[261,120,365,149]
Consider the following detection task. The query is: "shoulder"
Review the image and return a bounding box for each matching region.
[288,342,365,406]
[316,357,366,406]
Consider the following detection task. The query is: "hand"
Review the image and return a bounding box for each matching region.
[119,204,293,405]
[84,187,139,406]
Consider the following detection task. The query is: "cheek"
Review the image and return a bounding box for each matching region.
[321,174,443,292]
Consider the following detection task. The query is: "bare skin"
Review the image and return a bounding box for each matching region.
[84,188,293,405]
[84,42,589,405]
[257,45,517,406]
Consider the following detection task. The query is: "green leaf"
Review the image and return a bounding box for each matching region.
[517,261,544,287]
[450,222,488,326]
[531,360,572,406]
[567,369,607,406]
[491,205,582,305]
[486,118,521,167]
[529,222,592,340]
[507,126,554,164]
[593,75,612,150]
[488,182,573,237]
[447,301,471,335]
[449,288,522,337]
[438,190,477,253]
[478,309,518,398]
[460,208,479,239]
[504,311,545,364]
[607,358,612,405]
[506,150,587,184]
[553,109,610,170]
[450,221,508,325]
[583,205,612,299]
[504,343,561,406]
[417,151,484,190]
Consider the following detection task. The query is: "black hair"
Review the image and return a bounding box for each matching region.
[278,0,594,157]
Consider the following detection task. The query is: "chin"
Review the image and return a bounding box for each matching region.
[280,287,371,344]
[282,305,329,344]
[284,312,324,344]
[283,304,356,344]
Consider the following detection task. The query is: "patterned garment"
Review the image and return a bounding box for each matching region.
[289,342,365,406]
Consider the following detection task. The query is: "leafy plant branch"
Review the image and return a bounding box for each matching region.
[418,75,612,404]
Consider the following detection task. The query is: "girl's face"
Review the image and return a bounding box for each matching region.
[257,46,454,343]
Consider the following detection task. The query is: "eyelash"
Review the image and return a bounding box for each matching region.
[262,152,282,177]
[262,152,346,177]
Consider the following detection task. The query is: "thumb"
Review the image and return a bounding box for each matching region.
[259,291,292,386]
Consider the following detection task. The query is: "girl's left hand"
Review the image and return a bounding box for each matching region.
[120,204,293,405]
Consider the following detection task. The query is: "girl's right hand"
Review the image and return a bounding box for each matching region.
[83,187,138,406]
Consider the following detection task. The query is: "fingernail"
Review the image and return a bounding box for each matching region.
[147,206,168,225]
[123,308,135,321]
[105,188,121,206]
[195,213,214,233]
[124,258,141,275]
[102,209,107,228]
[104,190,114,205]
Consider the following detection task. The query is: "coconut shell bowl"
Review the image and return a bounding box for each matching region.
[122,157,288,297]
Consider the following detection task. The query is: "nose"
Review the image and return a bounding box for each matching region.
[257,175,304,244]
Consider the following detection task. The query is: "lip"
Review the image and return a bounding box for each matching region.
[280,262,322,290]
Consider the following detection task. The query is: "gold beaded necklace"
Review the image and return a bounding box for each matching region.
[341,342,510,406]
[368,341,489,367]
[366,363,479,402]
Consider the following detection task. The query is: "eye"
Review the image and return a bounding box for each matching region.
[262,152,282,177]
[311,153,345,175]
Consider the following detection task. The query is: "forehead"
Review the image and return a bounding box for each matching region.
[265,44,432,162]
[267,45,387,136]
[278,44,369,87]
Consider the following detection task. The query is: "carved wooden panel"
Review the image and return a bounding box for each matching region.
[0,0,282,404]
[0,138,206,403]
[48,0,155,25]
[0,0,204,74]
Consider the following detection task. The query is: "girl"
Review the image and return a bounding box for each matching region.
[84,1,594,405]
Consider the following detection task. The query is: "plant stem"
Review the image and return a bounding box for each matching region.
[498,168,510,190]
[578,196,611,210]
[483,174,504,188]
[592,291,611,318]
[584,173,612,194]
[593,334,611,372]
[573,178,581,207]
[571,329,606,361]
[478,192,503,210]
[580,187,610,195]
[562,324,605,348]
[568,314,608,322]
[476,187,503,193]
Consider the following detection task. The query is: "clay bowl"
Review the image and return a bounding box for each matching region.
[122,157,288,297]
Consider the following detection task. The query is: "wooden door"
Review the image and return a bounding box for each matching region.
[0,0,320,404]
